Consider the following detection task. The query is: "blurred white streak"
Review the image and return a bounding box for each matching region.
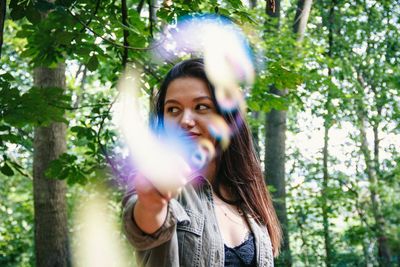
[114,69,191,196]
[203,23,254,89]
[72,194,129,267]
[155,16,255,112]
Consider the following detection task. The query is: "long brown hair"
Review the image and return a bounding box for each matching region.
[152,58,282,256]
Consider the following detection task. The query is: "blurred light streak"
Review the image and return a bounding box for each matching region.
[72,193,129,267]
[154,14,255,112]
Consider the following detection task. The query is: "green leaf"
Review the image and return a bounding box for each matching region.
[87,55,99,71]
[35,0,55,12]
[10,4,27,21]
[56,31,76,45]
[26,7,42,24]
[1,163,14,176]
[45,159,63,179]
[0,73,15,81]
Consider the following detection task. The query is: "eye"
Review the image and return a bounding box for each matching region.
[196,104,211,111]
[166,106,180,114]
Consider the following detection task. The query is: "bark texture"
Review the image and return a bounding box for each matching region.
[293,0,313,42]
[264,0,313,264]
[264,86,291,266]
[264,0,291,265]
[33,65,69,267]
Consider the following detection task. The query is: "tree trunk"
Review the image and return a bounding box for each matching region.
[266,0,280,21]
[251,111,261,157]
[148,0,156,38]
[356,74,392,267]
[249,1,260,157]
[321,1,334,266]
[322,121,332,267]
[33,65,69,267]
[264,0,290,265]
[121,0,129,67]
[0,0,6,58]
[264,0,313,264]
[265,86,291,266]
[293,0,313,42]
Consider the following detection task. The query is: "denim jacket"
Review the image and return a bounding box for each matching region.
[123,177,274,267]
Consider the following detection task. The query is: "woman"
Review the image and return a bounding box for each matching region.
[123,58,281,267]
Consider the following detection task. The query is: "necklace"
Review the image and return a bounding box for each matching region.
[212,192,246,225]
[211,191,252,246]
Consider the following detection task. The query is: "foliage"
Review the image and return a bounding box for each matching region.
[0,0,399,266]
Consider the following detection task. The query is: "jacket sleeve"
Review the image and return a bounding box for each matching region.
[122,194,190,251]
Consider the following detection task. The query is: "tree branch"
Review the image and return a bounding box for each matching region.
[96,95,123,180]
[0,0,6,59]
[137,0,145,14]
[66,8,164,51]
[148,0,156,38]
[79,0,101,33]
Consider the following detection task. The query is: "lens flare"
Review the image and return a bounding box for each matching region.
[72,192,130,267]
[190,138,216,170]
[207,114,232,150]
[214,85,246,113]
[113,15,255,192]
[114,70,190,196]
[114,69,217,195]
[154,14,255,112]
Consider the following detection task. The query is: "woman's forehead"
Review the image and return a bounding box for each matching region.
[165,77,212,101]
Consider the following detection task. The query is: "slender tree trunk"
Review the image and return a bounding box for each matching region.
[264,0,313,265]
[320,1,335,266]
[296,208,310,267]
[148,0,156,38]
[251,111,261,157]
[137,0,145,14]
[147,0,156,113]
[266,0,280,22]
[0,0,6,58]
[293,0,313,42]
[356,73,392,267]
[33,65,69,267]
[121,0,129,67]
[265,87,291,266]
[322,120,332,267]
[264,1,290,265]
[249,0,260,157]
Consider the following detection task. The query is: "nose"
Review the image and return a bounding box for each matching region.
[180,109,195,129]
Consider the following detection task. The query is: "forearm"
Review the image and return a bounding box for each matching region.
[133,199,169,234]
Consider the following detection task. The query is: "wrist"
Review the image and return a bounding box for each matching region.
[135,198,167,214]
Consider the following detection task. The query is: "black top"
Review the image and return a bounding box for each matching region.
[224,233,256,267]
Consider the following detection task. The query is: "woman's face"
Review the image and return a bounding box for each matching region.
[163,77,218,147]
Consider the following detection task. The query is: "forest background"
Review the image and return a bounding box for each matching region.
[0,0,399,266]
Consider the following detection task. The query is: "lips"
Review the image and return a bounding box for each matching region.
[182,132,200,139]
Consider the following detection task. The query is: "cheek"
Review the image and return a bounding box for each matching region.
[163,118,178,134]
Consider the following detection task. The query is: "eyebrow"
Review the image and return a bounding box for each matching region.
[164,96,213,105]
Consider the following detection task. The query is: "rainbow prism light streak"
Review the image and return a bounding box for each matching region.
[114,14,255,195]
